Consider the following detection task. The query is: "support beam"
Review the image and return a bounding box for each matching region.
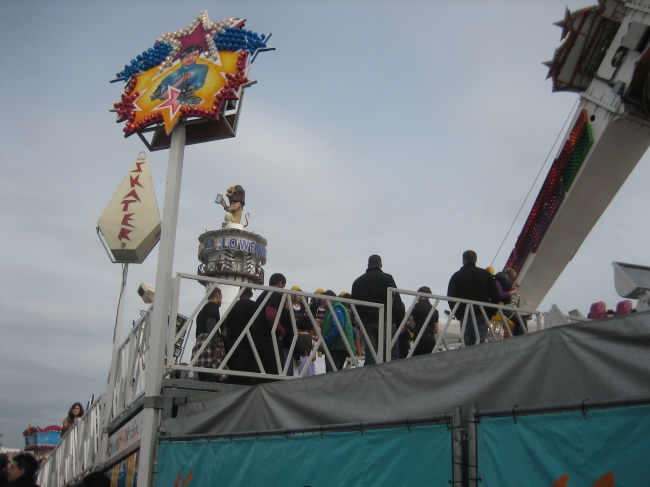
[518,107,650,309]
[99,263,129,464]
[138,123,186,487]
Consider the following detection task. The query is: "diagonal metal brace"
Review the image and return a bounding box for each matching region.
[143,396,165,409]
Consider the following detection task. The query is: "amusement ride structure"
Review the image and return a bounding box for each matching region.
[507,0,650,311]
[37,2,650,487]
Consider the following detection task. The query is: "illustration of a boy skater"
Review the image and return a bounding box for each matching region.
[151,44,208,106]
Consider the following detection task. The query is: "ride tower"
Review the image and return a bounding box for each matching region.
[197,185,268,308]
[506,0,650,309]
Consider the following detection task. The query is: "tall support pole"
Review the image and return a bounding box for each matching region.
[139,123,186,487]
[467,404,478,487]
[385,289,392,363]
[452,405,464,486]
[99,263,129,464]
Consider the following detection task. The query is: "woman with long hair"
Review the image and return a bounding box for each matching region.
[67,402,84,423]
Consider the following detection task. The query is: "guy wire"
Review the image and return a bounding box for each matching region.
[490,97,580,268]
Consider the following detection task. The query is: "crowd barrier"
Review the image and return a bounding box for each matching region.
[155,413,458,487]
[468,397,650,487]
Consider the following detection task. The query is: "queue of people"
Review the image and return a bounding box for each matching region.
[191,251,518,382]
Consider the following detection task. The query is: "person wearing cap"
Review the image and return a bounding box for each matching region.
[290,286,306,316]
[309,288,325,316]
[351,255,405,365]
[251,273,290,382]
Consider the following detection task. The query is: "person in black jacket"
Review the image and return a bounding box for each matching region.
[224,287,259,385]
[411,286,440,356]
[351,255,405,365]
[447,250,500,346]
[4,454,39,487]
[191,287,225,382]
[251,273,290,382]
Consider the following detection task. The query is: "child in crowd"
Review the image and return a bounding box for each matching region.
[61,417,72,436]
[292,315,317,377]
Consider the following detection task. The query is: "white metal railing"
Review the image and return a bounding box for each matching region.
[38,313,150,487]
[37,275,590,487]
[38,395,104,487]
[168,274,384,380]
[386,287,588,360]
[108,309,149,421]
[166,274,589,380]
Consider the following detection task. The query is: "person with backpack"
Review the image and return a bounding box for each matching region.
[320,290,355,372]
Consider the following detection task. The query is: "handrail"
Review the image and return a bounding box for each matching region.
[385,287,587,361]
[168,273,384,381]
[108,309,149,422]
[37,275,587,487]
[38,394,104,487]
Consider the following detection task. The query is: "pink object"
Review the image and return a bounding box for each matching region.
[614,300,633,316]
[588,301,607,320]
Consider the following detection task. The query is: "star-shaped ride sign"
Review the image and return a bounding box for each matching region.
[111,11,272,137]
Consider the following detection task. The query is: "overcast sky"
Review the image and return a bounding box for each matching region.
[1,0,648,449]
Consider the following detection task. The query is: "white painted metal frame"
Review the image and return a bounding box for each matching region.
[168,273,383,380]
[36,279,588,487]
[385,287,588,360]
[37,312,151,487]
[107,308,150,421]
[139,123,186,487]
[38,395,104,487]
[99,263,129,466]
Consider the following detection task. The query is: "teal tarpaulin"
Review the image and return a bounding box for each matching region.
[156,424,451,487]
[477,404,650,487]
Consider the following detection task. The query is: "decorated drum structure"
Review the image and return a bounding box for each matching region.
[197,227,267,284]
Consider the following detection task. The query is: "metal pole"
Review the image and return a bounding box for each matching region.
[452,405,463,486]
[386,288,392,363]
[139,123,186,487]
[467,403,478,487]
[99,263,129,465]
[377,306,384,364]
